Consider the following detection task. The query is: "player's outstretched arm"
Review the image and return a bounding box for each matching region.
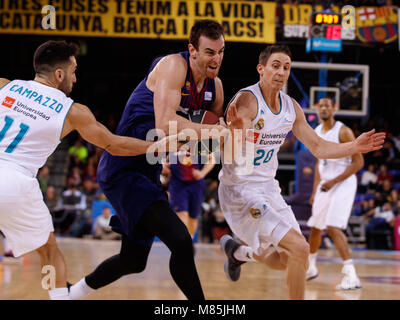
[62,103,182,156]
[291,99,385,159]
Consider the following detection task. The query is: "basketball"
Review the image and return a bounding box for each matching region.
[188,110,219,124]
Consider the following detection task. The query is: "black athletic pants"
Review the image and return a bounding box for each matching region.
[85,201,205,300]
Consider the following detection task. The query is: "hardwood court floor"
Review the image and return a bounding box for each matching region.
[1,237,400,300]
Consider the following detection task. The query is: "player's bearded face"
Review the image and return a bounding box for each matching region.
[196,35,225,78]
[59,56,77,96]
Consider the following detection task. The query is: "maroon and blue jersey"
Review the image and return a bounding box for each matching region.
[178,51,216,115]
[97,51,216,182]
[96,51,216,241]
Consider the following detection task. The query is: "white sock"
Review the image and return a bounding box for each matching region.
[309,252,318,266]
[343,259,354,266]
[48,287,69,300]
[233,245,254,262]
[69,278,94,300]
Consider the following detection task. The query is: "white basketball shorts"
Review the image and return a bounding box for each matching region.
[218,179,301,256]
[0,166,54,257]
[307,175,357,230]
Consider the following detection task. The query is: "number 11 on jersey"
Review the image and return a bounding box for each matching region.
[0,115,30,153]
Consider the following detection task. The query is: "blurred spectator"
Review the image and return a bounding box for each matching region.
[53,183,86,234]
[82,180,99,209]
[392,132,400,153]
[92,146,104,165]
[393,199,400,216]
[69,181,100,238]
[68,166,83,187]
[69,137,89,168]
[360,164,377,193]
[389,189,399,204]
[377,178,394,203]
[367,149,384,167]
[83,157,98,186]
[364,202,395,250]
[70,210,93,239]
[93,206,120,240]
[44,185,60,213]
[37,165,50,195]
[381,139,400,168]
[377,164,393,186]
[357,197,376,217]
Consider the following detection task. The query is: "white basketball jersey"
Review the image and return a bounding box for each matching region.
[0,80,73,176]
[315,121,352,181]
[219,82,296,185]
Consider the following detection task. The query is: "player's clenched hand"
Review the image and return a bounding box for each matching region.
[320,180,336,192]
[353,129,386,153]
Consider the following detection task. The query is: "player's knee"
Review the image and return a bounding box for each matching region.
[326,226,341,237]
[36,233,59,258]
[289,240,309,266]
[171,232,193,255]
[120,256,147,274]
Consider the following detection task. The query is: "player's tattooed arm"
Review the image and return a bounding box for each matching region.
[62,103,187,156]
[62,103,154,156]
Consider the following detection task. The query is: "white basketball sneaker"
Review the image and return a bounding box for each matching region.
[306,263,319,281]
[336,264,362,290]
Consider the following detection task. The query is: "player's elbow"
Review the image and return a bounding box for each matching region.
[356,155,365,171]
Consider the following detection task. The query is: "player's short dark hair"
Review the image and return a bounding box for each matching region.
[34,40,79,75]
[189,20,224,50]
[259,45,292,66]
[319,96,335,103]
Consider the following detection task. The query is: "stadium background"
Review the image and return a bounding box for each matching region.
[0,0,399,244]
